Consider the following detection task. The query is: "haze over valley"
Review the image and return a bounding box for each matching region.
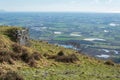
[0,12,120,62]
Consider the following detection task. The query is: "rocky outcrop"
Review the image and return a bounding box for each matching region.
[16,28,30,46]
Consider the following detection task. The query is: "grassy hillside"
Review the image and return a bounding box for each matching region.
[0,26,120,80]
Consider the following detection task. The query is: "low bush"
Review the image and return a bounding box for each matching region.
[5,28,20,42]
[57,51,64,56]
[47,51,79,63]
[32,52,42,60]
[43,53,50,57]
[21,51,41,67]
[28,58,37,67]
[0,50,14,64]
[104,60,115,66]
[12,44,22,53]
[0,71,24,80]
[0,68,4,76]
[0,43,42,67]
[21,51,30,63]
[55,54,79,63]
[47,55,56,59]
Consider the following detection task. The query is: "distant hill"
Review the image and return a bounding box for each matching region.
[0,26,120,80]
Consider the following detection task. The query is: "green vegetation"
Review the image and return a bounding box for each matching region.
[0,26,120,80]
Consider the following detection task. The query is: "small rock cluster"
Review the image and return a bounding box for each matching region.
[16,29,30,46]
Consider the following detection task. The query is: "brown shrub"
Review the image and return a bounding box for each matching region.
[5,28,19,42]
[10,52,21,60]
[21,52,30,63]
[28,58,37,67]
[55,54,79,63]
[0,68,4,76]
[0,71,24,80]
[20,50,39,67]
[0,50,14,64]
[11,44,28,60]
[12,44,22,53]
[69,54,79,61]
[47,55,56,59]
[47,51,79,63]
[43,53,50,57]
[0,44,41,67]
[104,60,115,66]
[47,51,65,60]
[32,52,42,60]
[57,51,64,56]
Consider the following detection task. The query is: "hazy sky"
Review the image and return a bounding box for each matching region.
[0,0,120,12]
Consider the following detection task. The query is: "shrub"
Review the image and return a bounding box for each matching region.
[57,51,64,56]
[43,53,50,57]
[0,71,24,80]
[47,55,56,59]
[21,50,39,67]
[12,44,22,53]
[32,52,42,60]
[21,52,30,63]
[5,28,19,42]
[55,54,79,63]
[10,52,21,60]
[0,50,14,64]
[0,68,4,76]
[104,60,115,66]
[47,51,79,63]
[28,58,37,67]
[69,54,79,61]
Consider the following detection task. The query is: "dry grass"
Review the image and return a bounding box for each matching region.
[0,34,12,51]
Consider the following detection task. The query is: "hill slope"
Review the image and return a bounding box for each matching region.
[0,26,120,80]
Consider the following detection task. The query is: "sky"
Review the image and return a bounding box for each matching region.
[0,0,120,13]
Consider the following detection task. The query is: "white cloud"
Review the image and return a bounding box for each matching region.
[95,0,113,4]
[108,0,113,3]
[70,1,78,4]
[95,0,99,3]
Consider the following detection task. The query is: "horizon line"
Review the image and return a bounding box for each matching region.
[1,11,120,14]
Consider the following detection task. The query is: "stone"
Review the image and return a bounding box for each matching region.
[16,28,30,46]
